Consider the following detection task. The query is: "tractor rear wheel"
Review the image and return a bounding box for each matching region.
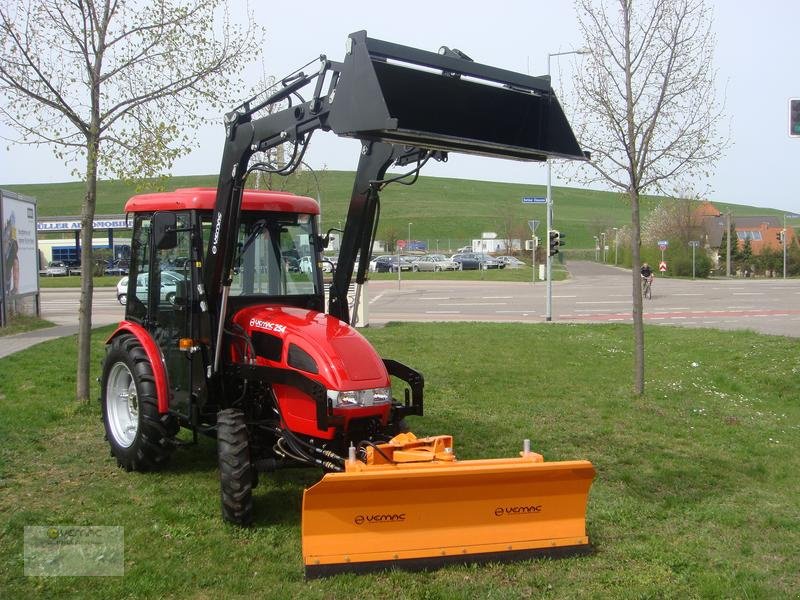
[101,333,177,471]
[217,409,254,526]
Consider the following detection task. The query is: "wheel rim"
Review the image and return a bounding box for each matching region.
[106,361,139,448]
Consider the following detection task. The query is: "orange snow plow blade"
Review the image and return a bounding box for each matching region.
[302,434,594,578]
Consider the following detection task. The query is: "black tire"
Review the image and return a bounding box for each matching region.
[117,293,127,305]
[217,409,254,526]
[165,292,176,305]
[392,417,411,436]
[101,334,177,472]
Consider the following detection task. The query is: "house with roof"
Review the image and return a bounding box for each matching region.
[694,201,796,255]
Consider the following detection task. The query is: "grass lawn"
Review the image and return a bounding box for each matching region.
[365,263,567,283]
[0,322,798,598]
[38,275,120,288]
[0,315,54,337]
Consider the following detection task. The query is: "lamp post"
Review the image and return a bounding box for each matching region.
[593,236,599,262]
[783,214,787,279]
[546,47,589,321]
[613,227,619,265]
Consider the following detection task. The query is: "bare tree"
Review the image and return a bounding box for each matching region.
[0,0,263,401]
[641,196,705,245]
[571,0,727,394]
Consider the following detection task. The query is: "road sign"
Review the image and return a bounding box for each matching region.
[528,219,540,232]
[658,240,668,250]
[659,261,667,272]
[522,196,547,204]
[689,240,700,247]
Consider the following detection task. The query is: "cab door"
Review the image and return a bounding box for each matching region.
[151,211,195,419]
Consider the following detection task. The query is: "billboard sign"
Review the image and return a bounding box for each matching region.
[2,191,39,297]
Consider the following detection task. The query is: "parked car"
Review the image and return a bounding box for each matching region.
[369,255,413,273]
[45,261,68,276]
[321,256,336,273]
[495,255,526,269]
[66,261,82,276]
[449,253,480,270]
[116,270,184,305]
[462,252,504,269]
[105,259,129,276]
[411,254,459,272]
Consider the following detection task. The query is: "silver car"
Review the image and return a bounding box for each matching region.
[495,256,526,269]
[411,254,459,272]
[45,261,68,276]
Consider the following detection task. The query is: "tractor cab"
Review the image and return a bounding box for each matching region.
[120,187,325,422]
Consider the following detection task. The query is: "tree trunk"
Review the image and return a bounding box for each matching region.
[76,134,99,402]
[629,187,645,395]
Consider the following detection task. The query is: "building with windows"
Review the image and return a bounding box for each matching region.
[695,202,796,254]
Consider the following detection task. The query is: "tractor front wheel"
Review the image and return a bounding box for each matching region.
[217,409,254,526]
[101,334,177,471]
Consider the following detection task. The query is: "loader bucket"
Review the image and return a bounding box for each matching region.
[302,445,595,577]
[328,31,586,163]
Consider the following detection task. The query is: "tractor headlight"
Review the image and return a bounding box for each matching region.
[327,387,392,408]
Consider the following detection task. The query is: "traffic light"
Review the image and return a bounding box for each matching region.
[776,230,785,243]
[791,99,800,137]
[548,230,561,256]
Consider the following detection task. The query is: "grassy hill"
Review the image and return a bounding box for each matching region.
[2,171,785,250]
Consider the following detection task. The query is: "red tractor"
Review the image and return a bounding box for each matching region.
[101,31,594,577]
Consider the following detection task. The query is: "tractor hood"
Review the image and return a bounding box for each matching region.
[231,305,389,391]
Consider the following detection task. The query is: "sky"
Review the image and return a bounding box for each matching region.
[1,0,798,215]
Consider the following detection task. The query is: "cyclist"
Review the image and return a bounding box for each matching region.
[640,262,654,297]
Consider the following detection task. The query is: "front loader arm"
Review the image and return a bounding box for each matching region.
[328,142,397,323]
[204,63,338,373]
[205,29,589,369]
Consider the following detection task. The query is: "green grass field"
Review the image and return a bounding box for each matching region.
[1,322,797,598]
[4,171,787,251]
[38,275,120,288]
[0,315,54,337]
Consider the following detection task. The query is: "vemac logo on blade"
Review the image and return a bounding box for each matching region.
[494,504,543,517]
[353,513,406,525]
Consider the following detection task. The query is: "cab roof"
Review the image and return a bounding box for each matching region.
[123,187,319,215]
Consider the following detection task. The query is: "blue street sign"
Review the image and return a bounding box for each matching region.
[522,196,547,204]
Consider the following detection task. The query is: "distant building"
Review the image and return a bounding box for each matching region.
[695,202,796,255]
[471,232,521,253]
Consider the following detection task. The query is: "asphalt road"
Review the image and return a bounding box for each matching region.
[362,261,800,336]
[21,262,800,359]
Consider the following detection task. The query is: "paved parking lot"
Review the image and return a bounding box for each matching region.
[4,263,798,360]
[363,261,800,336]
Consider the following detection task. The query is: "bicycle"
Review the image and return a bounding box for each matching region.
[641,275,653,299]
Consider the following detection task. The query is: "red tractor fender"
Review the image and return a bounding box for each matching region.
[105,320,170,414]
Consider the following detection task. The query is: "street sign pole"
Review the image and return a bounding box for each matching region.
[527,220,540,286]
[545,166,553,321]
[689,241,699,280]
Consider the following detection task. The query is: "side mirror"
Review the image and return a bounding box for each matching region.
[153,212,178,250]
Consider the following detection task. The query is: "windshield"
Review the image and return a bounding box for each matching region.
[230,212,320,297]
